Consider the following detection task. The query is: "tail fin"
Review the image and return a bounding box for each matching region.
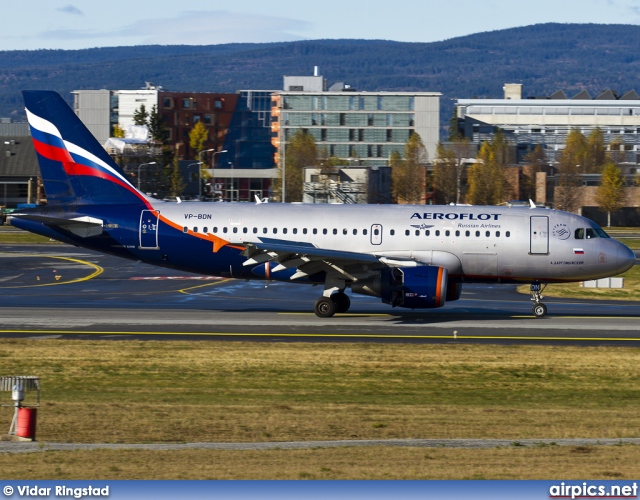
[23,90,148,206]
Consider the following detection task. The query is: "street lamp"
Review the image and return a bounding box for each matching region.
[198,149,227,200]
[137,162,156,191]
[209,149,227,201]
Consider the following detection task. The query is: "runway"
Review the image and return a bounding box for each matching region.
[1,244,639,345]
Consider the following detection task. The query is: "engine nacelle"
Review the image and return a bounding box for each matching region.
[352,266,448,309]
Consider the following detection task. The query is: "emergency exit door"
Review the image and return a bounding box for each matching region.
[530,216,549,254]
[139,210,160,250]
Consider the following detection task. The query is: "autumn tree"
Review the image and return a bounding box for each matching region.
[466,130,511,205]
[276,129,318,202]
[112,124,125,138]
[169,155,185,198]
[392,133,428,204]
[596,161,625,227]
[189,121,208,157]
[583,128,607,173]
[521,144,547,201]
[434,138,474,204]
[555,128,586,212]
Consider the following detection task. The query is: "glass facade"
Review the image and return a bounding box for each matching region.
[273,92,430,167]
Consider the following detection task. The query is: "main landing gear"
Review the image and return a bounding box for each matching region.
[530,282,547,318]
[314,291,351,318]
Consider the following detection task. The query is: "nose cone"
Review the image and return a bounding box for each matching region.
[615,242,636,275]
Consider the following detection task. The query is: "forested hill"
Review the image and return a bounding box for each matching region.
[2,22,640,133]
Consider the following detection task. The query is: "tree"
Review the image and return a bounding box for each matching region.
[148,105,168,144]
[466,130,510,205]
[555,128,585,212]
[112,124,125,138]
[583,128,607,173]
[596,161,625,227]
[521,144,547,201]
[132,104,149,126]
[277,129,317,202]
[169,155,185,198]
[434,138,474,204]
[392,133,427,204]
[189,121,208,158]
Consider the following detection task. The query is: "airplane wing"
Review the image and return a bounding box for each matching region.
[242,237,383,282]
[10,213,104,238]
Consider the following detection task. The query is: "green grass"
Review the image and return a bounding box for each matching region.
[0,226,59,244]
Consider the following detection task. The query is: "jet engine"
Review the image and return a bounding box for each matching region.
[352,265,449,309]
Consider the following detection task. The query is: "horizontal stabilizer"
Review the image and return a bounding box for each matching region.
[10,213,104,238]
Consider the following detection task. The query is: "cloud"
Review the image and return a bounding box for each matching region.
[38,10,311,46]
[57,4,84,16]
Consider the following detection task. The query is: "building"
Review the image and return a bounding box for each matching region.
[456,83,640,166]
[0,124,41,208]
[272,77,441,168]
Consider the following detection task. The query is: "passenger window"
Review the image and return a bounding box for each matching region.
[435,230,440,236]
[333,229,338,235]
[374,228,380,236]
[445,230,450,237]
[405,230,410,236]
[426,230,430,236]
[273,228,278,234]
[183,227,188,233]
[353,229,358,235]
[193,227,198,233]
[465,231,470,237]
[475,231,480,237]
[496,231,500,237]
[253,227,257,234]
[486,231,490,237]
[233,227,238,233]
[263,228,268,234]
[363,229,368,235]
[323,229,328,235]
[575,228,584,239]
[455,230,460,237]
[222,227,227,233]
[343,229,348,235]
[243,227,248,234]
[203,227,208,233]
[303,228,308,234]
[283,228,288,234]
[415,230,420,236]
[313,229,318,235]
[390,229,395,236]
[293,228,298,234]
[506,231,511,237]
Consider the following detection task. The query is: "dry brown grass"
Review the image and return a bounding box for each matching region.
[1,446,639,480]
[1,339,640,478]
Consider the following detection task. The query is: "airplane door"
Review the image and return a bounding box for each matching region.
[530,216,549,254]
[370,224,383,245]
[139,210,160,250]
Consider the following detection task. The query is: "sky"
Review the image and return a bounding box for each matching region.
[2,0,640,51]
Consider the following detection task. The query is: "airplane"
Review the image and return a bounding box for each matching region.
[9,90,636,318]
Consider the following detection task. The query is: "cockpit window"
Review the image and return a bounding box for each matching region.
[575,228,584,239]
[593,226,610,238]
[585,228,598,239]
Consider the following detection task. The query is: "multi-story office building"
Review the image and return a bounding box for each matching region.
[272,76,441,168]
[456,83,640,166]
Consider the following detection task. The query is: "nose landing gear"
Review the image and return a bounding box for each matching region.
[530,282,547,318]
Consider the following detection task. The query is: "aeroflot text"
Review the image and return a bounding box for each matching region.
[410,213,501,221]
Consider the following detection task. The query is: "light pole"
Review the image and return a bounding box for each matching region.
[198,149,227,200]
[209,149,227,201]
[228,162,235,201]
[137,162,156,191]
[188,162,203,199]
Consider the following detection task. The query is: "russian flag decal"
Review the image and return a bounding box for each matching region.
[574,248,584,255]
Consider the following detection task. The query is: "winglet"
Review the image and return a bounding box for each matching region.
[529,199,536,209]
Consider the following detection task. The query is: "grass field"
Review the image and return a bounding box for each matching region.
[1,340,640,479]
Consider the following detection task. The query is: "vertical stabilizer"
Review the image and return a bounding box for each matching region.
[23,90,148,206]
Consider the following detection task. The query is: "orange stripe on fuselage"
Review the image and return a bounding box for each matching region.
[158,214,244,253]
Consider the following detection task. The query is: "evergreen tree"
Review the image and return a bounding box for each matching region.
[596,161,625,227]
[132,104,149,126]
[148,105,168,144]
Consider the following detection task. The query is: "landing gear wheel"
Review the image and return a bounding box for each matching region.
[532,303,547,318]
[331,292,351,313]
[314,297,337,318]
